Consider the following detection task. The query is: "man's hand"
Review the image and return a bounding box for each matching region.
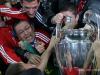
[51,13,64,24]
[28,54,41,66]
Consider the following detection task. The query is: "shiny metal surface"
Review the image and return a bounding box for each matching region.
[55,29,92,69]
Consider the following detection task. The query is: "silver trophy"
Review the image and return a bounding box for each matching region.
[83,10,100,40]
[55,29,92,75]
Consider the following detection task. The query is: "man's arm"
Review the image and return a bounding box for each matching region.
[0,45,22,64]
[38,35,60,71]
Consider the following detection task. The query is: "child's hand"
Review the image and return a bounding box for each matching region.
[35,41,45,53]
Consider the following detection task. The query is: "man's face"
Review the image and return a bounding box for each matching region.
[22,0,40,18]
[15,21,35,43]
[62,11,79,28]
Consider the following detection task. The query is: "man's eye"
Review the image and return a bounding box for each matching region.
[25,26,30,30]
[18,31,24,35]
[33,6,37,9]
[24,6,30,9]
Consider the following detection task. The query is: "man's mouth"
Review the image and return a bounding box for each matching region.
[25,35,34,42]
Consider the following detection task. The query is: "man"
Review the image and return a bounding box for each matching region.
[21,0,40,18]
[50,3,91,75]
[13,20,50,54]
[13,19,61,75]
[51,2,79,29]
[21,0,52,34]
[13,20,52,71]
[0,18,42,75]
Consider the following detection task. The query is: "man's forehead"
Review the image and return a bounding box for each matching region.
[22,1,38,7]
[62,11,74,16]
[22,0,39,2]
[23,0,34,2]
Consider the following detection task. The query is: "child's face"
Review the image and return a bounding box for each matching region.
[35,40,45,53]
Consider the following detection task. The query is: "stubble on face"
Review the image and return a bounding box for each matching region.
[62,11,78,28]
[22,0,40,18]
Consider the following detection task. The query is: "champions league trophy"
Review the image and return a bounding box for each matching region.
[55,29,92,75]
[55,15,93,75]
[83,10,100,40]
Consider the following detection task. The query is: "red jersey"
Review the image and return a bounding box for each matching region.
[0,27,21,64]
[0,5,28,20]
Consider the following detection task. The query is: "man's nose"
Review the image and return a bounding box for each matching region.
[29,8,35,14]
[24,30,28,35]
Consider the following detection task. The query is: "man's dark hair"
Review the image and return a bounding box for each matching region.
[19,68,43,75]
[12,19,34,38]
[5,63,43,75]
[20,0,40,3]
[13,19,34,29]
[60,2,77,16]
[5,63,25,75]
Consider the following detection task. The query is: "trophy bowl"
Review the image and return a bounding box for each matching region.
[55,29,92,75]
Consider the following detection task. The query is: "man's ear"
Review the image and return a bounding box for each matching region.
[20,0,23,8]
[76,14,79,22]
[20,1,26,12]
